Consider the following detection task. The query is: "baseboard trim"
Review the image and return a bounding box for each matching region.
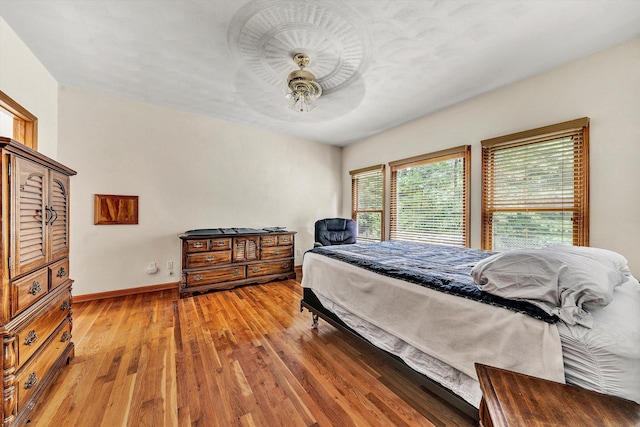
[75,266,303,303]
[74,282,178,303]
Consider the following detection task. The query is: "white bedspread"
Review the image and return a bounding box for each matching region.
[315,292,484,406]
[557,277,640,403]
[302,252,565,383]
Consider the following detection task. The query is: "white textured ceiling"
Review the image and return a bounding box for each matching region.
[1,0,640,146]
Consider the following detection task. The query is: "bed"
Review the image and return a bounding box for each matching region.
[300,241,640,417]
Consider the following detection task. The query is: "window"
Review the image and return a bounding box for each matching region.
[350,164,385,241]
[389,145,470,246]
[0,90,38,150]
[481,118,589,251]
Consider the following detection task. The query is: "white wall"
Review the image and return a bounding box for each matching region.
[57,86,341,295]
[343,37,640,276]
[0,17,58,157]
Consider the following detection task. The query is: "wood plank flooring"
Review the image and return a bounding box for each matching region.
[26,279,477,426]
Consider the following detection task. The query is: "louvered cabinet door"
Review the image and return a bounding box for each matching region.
[48,171,70,261]
[11,156,48,277]
[233,237,260,262]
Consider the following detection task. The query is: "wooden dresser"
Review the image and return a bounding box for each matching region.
[475,363,640,427]
[179,228,296,297]
[0,138,76,426]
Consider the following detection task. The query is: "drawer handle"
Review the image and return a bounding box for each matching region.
[215,241,226,247]
[29,281,42,295]
[61,331,72,342]
[25,330,39,346]
[251,267,260,273]
[192,242,204,248]
[233,269,240,276]
[274,250,281,255]
[205,256,215,262]
[25,373,39,390]
[281,262,290,269]
[265,238,273,243]
[282,238,290,243]
[194,275,203,281]
[61,300,71,311]
[56,267,67,278]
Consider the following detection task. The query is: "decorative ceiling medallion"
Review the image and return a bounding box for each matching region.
[228,0,371,95]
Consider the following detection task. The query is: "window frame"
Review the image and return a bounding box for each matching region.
[481,117,590,251]
[350,164,385,242]
[0,90,38,151]
[389,145,471,247]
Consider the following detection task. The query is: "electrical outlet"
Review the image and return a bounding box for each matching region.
[296,249,302,256]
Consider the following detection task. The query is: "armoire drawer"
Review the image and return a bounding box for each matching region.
[261,246,293,260]
[186,251,232,269]
[185,266,246,287]
[247,260,293,278]
[12,268,49,316]
[49,258,70,290]
[15,319,72,413]
[15,289,72,369]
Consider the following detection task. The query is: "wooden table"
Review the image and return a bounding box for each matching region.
[475,363,640,427]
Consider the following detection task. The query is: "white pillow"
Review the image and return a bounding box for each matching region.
[471,247,629,328]
[544,245,632,279]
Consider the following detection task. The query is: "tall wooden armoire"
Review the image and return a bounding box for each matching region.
[0,137,76,426]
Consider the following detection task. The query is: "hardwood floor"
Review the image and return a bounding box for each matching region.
[26,279,477,426]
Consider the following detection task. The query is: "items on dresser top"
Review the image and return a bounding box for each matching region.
[184,227,286,235]
[179,228,296,297]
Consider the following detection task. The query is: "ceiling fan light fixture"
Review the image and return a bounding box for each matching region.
[285,53,322,112]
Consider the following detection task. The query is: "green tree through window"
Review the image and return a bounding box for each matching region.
[390,146,470,247]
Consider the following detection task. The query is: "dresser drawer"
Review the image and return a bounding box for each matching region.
[261,246,293,260]
[277,235,294,246]
[210,238,231,251]
[15,289,72,369]
[185,266,246,287]
[247,260,293,277]
[49,258,70,289]
[16,319,72,413]
[13,268,49,316]
[186,251,232,269]
[185,238,232,253]
[261,235,278,247]
[185,239,209,253]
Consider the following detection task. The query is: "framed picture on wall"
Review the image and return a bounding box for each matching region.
[94,194,139,225]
